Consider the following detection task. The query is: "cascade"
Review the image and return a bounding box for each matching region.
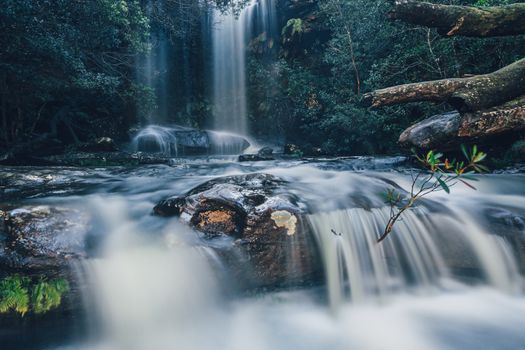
[210,0,277,136]
[136,0,169,124]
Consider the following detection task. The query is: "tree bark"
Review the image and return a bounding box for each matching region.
[388,1,525,37]
[362,57,525,112]
[458,95,525,138]
[399,96,525,149]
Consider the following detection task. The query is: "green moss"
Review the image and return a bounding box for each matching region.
[0,275,69,316]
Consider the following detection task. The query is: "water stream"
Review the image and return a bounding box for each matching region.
[2,157,525,350]
[210,0,277,136]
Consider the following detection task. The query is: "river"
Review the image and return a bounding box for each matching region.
[1,156,525,350]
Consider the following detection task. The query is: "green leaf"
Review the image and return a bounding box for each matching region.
[461,144,470,161]
[473,152,487,163]
[437,177,450,194]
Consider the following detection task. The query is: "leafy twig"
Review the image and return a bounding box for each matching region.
[378,145,487,243]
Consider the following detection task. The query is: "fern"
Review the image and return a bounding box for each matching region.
[32,278,70,314]
[0,276,30,316]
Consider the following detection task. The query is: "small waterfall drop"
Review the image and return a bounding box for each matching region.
[302,171,523,310]
[210,0,277,136]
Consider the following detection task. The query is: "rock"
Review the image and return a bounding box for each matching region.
[42,151,170,167]
[258,147,274,157]
[0,206,90,272]
[284,143,303,156]
[132,126,251,156]
[154,173,322,289]
[238,154,275,162]
[154,197,186,217]
[76,137,118,153]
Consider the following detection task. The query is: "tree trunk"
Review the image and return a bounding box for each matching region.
[362,57,525,112]
[399,96,525,149]
[388,1,525,37]
[458,95,525,138]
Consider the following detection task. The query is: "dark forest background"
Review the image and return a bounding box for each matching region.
[1,0,524,156]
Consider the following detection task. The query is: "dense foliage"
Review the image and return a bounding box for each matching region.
[248,0,525,155]
[1,0,523,157]
[0,0,151,149]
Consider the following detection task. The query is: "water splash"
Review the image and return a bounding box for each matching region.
[131,125,250,156]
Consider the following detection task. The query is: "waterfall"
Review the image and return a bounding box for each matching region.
[50,163,525,350]
[210,0,277,136]
[136,0,169,124]
[306,185,522,310]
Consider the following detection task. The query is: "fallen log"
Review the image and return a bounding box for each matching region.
[459,95,525,138]
[388,1,525,37]
[363,58,525,112]
[399,96,525,148]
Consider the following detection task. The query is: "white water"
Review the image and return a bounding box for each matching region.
[130,125,250,156]
[29,160,524,350]
[211,0,277,136]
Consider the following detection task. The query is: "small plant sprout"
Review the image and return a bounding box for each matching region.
[377,145,488,243]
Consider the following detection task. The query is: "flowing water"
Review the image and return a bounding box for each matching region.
[2,157,525,350]
[135,1,170,124]
[210,0,277,135]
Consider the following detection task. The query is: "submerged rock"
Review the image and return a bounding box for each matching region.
[154,173,322,289]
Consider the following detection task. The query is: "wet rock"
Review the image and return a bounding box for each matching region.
[258,147,274,157]
[238,147,276,162]
[154,173,322,289]
[154,197,186,217]
[284,143,302,156]
[133,126,251,156]
[0,206,90,272]
[238,154,275,162]
[42,151,170,167]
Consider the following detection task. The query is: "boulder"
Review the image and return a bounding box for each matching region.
[0,206,90,273]
[132,126,251,156]
[154,173,322,289]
